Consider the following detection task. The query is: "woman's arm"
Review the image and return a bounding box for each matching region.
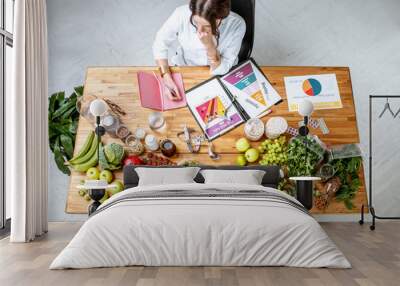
[153,8,181,62]
[197,32,221,71]
[156,59,181,101]
[209,19,246,75]
[153,8,182,100]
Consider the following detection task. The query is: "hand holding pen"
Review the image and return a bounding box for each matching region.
[163,72,182,101]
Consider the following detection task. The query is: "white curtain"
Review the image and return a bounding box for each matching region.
[9,0,48,242]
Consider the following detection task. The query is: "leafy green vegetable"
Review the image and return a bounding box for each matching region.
[99,143,121,171]
[287,136,324,177]
[331,157,362,210]
[48,86,83,175]
[104,143,125,166]
[277,134,363,210]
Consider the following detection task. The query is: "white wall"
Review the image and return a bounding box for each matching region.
[47,0,400,221]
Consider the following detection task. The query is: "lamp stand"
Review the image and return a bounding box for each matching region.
[295,116,315,210]
[296,180,313,210]
[298,116,309,136]
[87,188,106,215]
[95,116,105,165]
[87,115,106,216]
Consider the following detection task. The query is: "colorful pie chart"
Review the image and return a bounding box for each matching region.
[302,78,322,96]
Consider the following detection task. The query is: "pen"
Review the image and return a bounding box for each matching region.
[165,85,178,98]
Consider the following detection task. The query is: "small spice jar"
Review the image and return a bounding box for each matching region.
[160,139,177,157]
[145,134,159,151]
[125,135,144,155]
[101,114,120,137]
[244,118,264,141]
[116,125,130,140]
[134,127,146,140]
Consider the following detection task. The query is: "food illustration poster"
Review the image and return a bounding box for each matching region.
[284,74,343,112]
[194,95,241,138]
[196,96,226,124]
[185,78,243,139]
[222,63,266,107]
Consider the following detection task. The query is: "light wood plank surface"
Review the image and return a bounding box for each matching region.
[1,222,399,286]
[66,66,367,214]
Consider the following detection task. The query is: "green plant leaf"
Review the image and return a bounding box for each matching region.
[60,134,74,159]
[48,93,58,117]
[48,85,84,176]
[351,177,361,190]
[54,138,71,175]
[74,86,84,97]
[56,91,65,106]
[344,199,354,210]
[48,126,58,140]
[49,122,72,136]
[52,99,76,120]
[69,120,78,135]
[61,105,78,120]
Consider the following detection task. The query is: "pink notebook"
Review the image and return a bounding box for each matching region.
[137,71,187,111]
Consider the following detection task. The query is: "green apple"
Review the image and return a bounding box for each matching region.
[108,180,124,197]
[78,189,87,197]
[245,148,259,163]
[236,154,247,166]
[99,170,113,184]
[86,167,100,180]
[99,192,109,204]
[235,138,250,153]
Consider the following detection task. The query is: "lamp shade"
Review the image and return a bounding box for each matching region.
[89,99,107,117]
[298,99,314,117]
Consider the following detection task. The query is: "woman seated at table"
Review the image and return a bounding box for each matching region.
[153,0,246,101]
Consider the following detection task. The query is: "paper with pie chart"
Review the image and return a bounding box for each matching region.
[284,74,342,112]
[221,61,282,118]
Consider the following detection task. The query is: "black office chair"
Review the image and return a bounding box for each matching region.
[231,0,255,63]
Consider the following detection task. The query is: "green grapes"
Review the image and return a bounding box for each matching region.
[258,136,288,166]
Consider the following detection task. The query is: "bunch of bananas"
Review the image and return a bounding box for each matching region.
[68,131,99,172]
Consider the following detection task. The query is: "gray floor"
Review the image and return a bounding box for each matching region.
[47,0,400,221]
[2,222,400,286]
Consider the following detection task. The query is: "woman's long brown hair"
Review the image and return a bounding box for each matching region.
[189,0,231,43]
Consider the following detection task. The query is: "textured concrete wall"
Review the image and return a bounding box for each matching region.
[47,0,400,221]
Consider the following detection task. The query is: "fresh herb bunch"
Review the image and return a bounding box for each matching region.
[287,136,325,177]
[331,157,362,209]
[48,86,83,175]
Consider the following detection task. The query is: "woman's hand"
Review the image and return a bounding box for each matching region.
[197,31,221,71]
[163,73,181,101]
[197,31,216,49]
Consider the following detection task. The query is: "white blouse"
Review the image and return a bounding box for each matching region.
[153,5,246,75]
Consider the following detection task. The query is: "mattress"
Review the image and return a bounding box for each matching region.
[50,183,350,269]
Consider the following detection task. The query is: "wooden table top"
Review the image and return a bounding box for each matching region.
[66,65,367,214]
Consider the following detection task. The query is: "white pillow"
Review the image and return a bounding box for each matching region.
[200,169,266,185]
[136,167,200,186]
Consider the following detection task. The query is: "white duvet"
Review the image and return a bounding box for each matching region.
[50,183,350,269]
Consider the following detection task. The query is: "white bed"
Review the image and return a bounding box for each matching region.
[50,183,350,269]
